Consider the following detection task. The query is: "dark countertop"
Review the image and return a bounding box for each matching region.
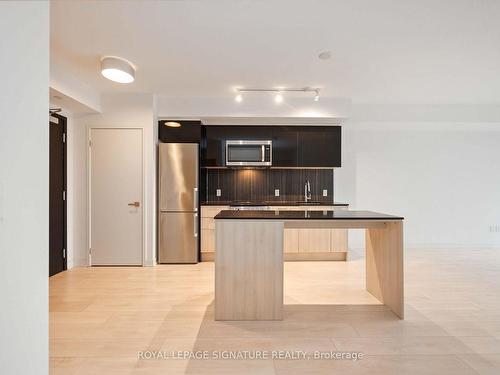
[202,201,349,207]
[214,210,403,220]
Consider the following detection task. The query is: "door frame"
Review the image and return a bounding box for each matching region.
[87,126,145,266]
[49,112,67,274]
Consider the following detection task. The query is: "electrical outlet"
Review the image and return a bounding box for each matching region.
[323,189,328,197]
[216,189,221,197]
[274,189,280,197]
[490,225,500,233]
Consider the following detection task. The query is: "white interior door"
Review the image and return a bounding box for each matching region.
[90,128,143,265]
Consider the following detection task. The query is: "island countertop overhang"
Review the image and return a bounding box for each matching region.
[214,210,404,221]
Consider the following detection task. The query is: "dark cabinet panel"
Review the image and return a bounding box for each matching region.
[323,126,341,167]
[158,120,202,143]
[223,126,272,140]
[297,126,341,167]
[272,127,298,167]
[205,126,226,166]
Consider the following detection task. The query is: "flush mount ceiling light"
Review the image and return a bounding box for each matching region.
[164,121,181,128]
[235,87,320,103]
[101,56,136,83]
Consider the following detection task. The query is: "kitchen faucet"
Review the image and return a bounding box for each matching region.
[304,180,312,202]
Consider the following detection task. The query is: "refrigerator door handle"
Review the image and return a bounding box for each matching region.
[194,213,198,238]
[193,187,198,212]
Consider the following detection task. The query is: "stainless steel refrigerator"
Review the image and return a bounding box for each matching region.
[158,143,199,263]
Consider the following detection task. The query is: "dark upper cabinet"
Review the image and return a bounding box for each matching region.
[158,120,202,143]
[322,126,341,167]
[205,126,225,166]
[204,125,341,168]
[297,126,341,167]
[272,126,298,167]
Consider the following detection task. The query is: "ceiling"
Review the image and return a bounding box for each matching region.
[51,0,500,104]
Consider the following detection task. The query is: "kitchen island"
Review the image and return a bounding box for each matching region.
[201,202,350,261]
[214,210,404,321]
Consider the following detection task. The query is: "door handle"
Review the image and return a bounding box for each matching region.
[128,201,140,207]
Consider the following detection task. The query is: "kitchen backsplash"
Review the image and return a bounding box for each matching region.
[204,168,334,203]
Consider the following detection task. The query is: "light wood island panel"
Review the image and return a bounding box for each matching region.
[366,220,404,318]
[215,220,284,320]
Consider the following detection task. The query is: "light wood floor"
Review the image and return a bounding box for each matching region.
[50,248,500,374]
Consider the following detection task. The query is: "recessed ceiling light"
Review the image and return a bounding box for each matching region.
[318,51,332,60]
[101,56,136,83]
[235,93,243,103]
[274,92,283,104]
[164,121,181,128]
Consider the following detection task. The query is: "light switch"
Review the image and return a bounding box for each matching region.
[323,189,328,197]
[274,189,280,197]
[216,189,221,197]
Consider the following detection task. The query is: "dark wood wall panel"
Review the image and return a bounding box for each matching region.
[205,169,334,203]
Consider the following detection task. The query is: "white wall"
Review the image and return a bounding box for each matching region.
[71,93,157,266]
[336,115,500,249]
[0,1,49,374]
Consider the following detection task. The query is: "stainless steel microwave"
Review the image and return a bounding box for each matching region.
[225,140,272,167]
